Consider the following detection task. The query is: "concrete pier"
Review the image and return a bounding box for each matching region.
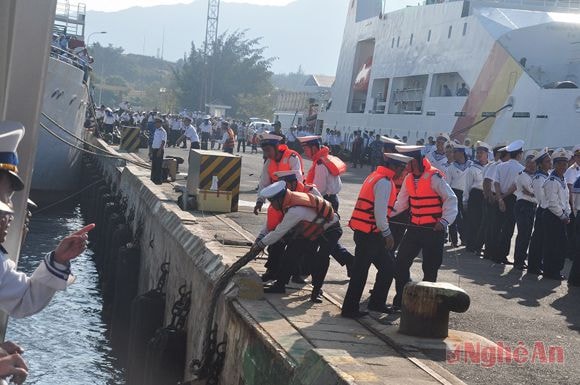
[84,139,466,385]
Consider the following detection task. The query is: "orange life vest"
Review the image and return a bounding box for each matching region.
[223,128,235,149]
[281,191,334,240]
[349,166,398,233]
[266,182,317,231]
[306,146,347,184]
[405,159,443,225]
[267,145,304,182]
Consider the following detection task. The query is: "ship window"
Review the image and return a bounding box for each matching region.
[427,30,431,42]
[463,23,467,36]
[448,26,452,39]
[512,112,531,118]
[426,111,436,116]
[430,72,469,97]
[410,33,414,46]
[388,74,428,114]
[455,112,466,117]
[397,36,400,47]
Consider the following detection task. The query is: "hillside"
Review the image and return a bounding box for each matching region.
[85,0,349,75]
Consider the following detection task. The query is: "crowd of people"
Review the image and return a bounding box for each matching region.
[245,129,580,318]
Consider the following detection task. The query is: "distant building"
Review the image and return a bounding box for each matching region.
[205,103,232,118]
[273,74,334,131]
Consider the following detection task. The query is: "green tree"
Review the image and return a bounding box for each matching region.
[173,31,275,116]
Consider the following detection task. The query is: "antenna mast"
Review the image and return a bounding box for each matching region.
[201,0,220,110]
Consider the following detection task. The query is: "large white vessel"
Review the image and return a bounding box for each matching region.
[32,1,89,202]
[320,0,580,148]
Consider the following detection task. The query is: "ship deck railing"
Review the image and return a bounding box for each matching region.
[50,46,92,77]
[426,0,580,11]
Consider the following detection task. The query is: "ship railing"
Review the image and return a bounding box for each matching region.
[54,1,86,39]
[50,46,92,79]
[425,0,580,10]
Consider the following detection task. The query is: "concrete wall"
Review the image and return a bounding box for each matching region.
[86,140,357,385]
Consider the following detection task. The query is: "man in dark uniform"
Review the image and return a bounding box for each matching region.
[150,117,166,185]
[567,174,580,287]
[391,145,458,310]
[342,152,412,318]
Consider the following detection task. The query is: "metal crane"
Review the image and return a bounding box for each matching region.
[202,0,220,109]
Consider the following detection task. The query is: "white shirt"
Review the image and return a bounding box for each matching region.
[200,121,212,133]
[532,171,550,209]
[257,154,304,203]
[493,159,524,195]
[463,161,485,203]
[374,178,393,237]
[447,161,472,191]
[393,172,458,227]
[543,173,571,219]
[572,175,580,216]
[259,206,339,246]
[515,171,537,204]
[564,163,580,186]
[103,114,116,125]
[171,119,182,131]
[426,149,448,173]
[152,127,167,149]
[483,160,499,193]
[0,248,72,318]
[184,124,200,143]
[312,163,342,196]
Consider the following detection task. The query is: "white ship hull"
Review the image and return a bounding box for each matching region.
[320,0,580,149]
[32,57,88,201]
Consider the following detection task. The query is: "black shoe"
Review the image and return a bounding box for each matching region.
[341,310,369,319]
[390,305,402,314]
[310,288,323,303]
[495,258,513,265]
[264,283,285,294]
[514,263,527,271]
[367,303,396,314]
[527,268,543,275]
[261,270,275,282]
[544,274,566,281]
[291,275,307,284]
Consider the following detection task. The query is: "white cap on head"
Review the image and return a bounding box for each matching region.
[385,153,413,165]
[573,144,580,155]
[505,139,524,152]
[259,181,287,199]
[436,133,450,142]
[524,150,538,161]
[380,136,406,145]
[259,133,284,144]
[552,147,571,162]
[0,200,13,214]
[533,147,549,162]
[203,115,211,120]
[297,135,322,144]
[476,141,491,151]
[0,121,25,191]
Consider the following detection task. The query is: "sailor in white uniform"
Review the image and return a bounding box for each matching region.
[463,141,490,253]
[0,124,93,319]
[513,150,538,269]
[426,133,451,173]
[528,148,551,275]
[446,143,472,247]
[541,148,572,280]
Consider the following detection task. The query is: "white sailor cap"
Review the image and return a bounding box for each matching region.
[534,147,550,163]
[274,170,300,181]
[436,133,450,142]
[0,200,13,214]
[452,140,467,151]
[476,141,491,151]
[259,181,287,200]
[260,133,284,146]
[505,139,524,152]
[395,145,425,159]
[464,137,472,145]
[573,144,580,155]
[552,148,571,163]
[203,115,211,120]
[384,153,413,166]
[0,121,25,191]
[524,150,538,161]
[380,136,406,146]
[297,136,322,145]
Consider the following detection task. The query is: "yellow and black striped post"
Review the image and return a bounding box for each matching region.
[187,150,242,212]
[119,126,141,152]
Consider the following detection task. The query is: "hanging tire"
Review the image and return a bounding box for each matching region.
[144,327,187,385]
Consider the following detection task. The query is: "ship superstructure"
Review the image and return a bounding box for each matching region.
[320,0,580,148]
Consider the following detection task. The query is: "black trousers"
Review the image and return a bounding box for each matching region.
[276,239,315,286]
[393,225,445,307]
[191,142,200,150]
[465,189,484,251]
[449,189,464,245]
[265,241,285,272]
[150,149,163,185]
[567,212,576,260]
[201,132,210,149]
[483,200,499,260]
[542,210,567,278]
[514,200,536,266]
[568,215,580,285]
[324,194,354,268]
[528,208,545,272]
[496,194,517,261]
[237,139,246,153]
[342,231,395,313]
[311,226,343,290]
[390,210,409,251]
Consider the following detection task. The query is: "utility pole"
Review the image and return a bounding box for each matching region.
[201,0,220,111]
